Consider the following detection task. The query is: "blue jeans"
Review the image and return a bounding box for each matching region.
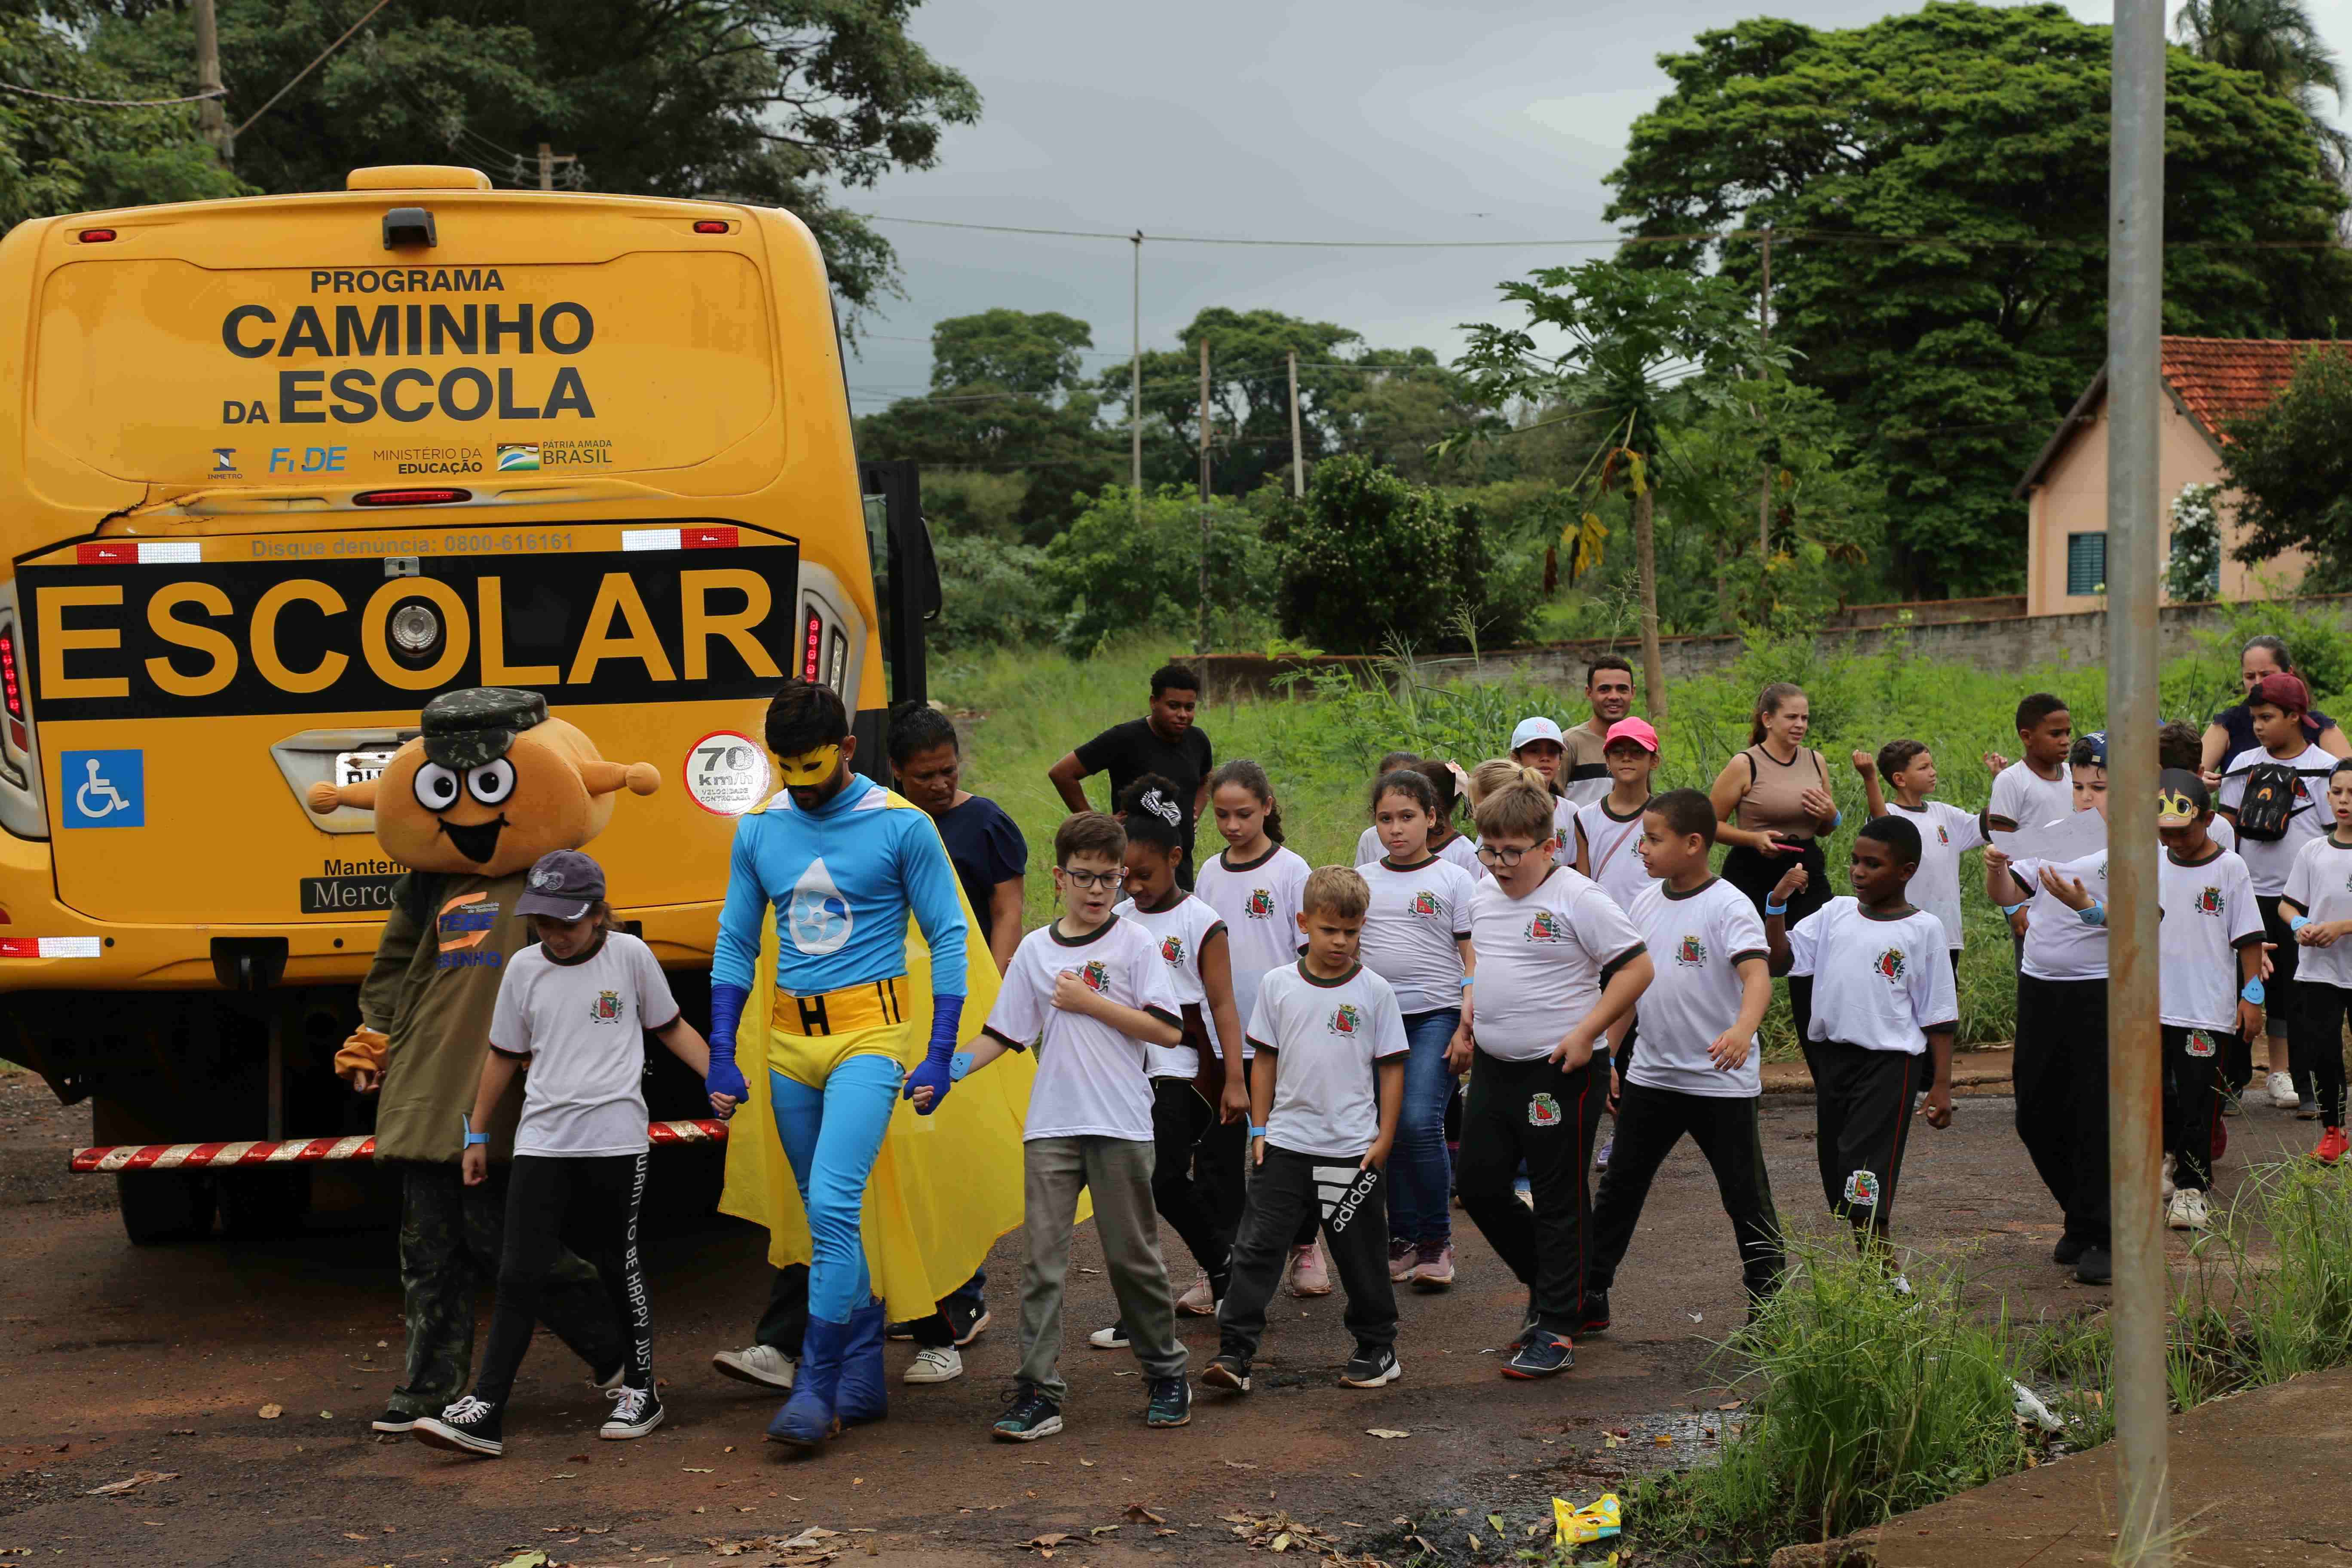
[1385,1007,1461,1247]
[767,1056,904,1324]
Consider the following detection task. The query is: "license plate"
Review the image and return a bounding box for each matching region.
[334,750,397,788]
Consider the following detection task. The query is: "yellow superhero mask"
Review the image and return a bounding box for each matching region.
[773,744,844,788]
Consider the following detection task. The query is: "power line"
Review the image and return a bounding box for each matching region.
[0,82,225,108]
[232,0,397,141]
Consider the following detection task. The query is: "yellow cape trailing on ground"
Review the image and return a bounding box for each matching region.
[716,787,1041,1323]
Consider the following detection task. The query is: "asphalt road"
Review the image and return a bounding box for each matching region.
[0,1066,2326,1568]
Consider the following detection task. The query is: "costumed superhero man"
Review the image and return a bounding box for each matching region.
[314,688,660,1434]
[705,679,1027,1452]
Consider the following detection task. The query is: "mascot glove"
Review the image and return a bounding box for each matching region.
[902,995,966,1115]
[705,982,751,1103]
[334,1026,389,1079]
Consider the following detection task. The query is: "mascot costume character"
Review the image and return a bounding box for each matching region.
[314,687,660,1432]
[709,679,1030,1453]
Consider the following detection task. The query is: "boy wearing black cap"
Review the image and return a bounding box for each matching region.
[2153,772,2264,1232]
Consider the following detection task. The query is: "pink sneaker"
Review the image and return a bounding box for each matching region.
[1387,1237,1417,1283]
[1288,1240,1332,1297]
[1410,1241,1455,1290]
[1175,1273,1217,1315]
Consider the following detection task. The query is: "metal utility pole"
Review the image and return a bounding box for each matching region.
[1756,227,1773,559]
[1197,339,1213,654]
[1287,349,1305,497]
[1132,233,1144,526]
[2104,0,2170,1562]
[193,0,230,164]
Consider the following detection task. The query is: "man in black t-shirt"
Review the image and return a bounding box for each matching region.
[1047,662,1214,888]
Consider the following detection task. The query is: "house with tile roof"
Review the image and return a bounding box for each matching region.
[2015,337,2330,616]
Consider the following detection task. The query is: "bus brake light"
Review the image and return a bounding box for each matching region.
[79,229,116,243]
[694,220,729,234]
[802,609,824,682]
[354,489,472,507]
[0,623,21,721]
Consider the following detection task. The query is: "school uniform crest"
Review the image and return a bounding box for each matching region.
[1843,1169,1882,1207]
[1936,824,1950,845]
[1080,960,1110,993]
[1874,947,1906,983]
[1159,934,1186,966]
[1245,888,1276,919]
[1675,934,1707,968]
[1409,891,1443,917]
[1329,1003,1363,1036]
[1527,1092,1563,1127]
[2195,886,2223,916]
[1525,910,1568,943]
[2187,1030,2217,1058]
[589,989,623,1023]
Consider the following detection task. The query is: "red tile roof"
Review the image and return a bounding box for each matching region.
[2162,336,2352,438]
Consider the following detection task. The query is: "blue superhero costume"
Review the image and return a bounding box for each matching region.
[704,772,969,1449]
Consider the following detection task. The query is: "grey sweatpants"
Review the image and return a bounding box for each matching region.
[1017,1134,1186,1399]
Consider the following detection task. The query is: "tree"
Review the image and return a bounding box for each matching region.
[929,308,1093,397]
[1455,259,1790,719]
[2175,0,2351,180]
[90,0,978,315]
[1103,307,1363,496]
[1605,0,2352,597]
[2216,343,2352,589]
[1043,486,1272,656]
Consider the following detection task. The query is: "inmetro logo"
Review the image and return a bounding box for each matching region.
[20,530,799,722]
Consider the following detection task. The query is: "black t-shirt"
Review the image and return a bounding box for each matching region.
[932,793,1028,947]
[2213,701,2338,769]
[1075,716,1214,883]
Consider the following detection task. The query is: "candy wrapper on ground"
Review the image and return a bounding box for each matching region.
[1554,1492,1623,1544]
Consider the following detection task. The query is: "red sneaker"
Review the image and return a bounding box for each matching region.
[2312,1127,2348,1166]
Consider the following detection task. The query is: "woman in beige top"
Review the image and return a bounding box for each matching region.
[1709,681,1840,923]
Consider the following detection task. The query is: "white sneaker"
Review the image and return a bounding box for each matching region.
[1175,1274,1216,1316]
[2270,1072,2300,1110]
[2168,1187,2210,1231]
[903,1345,963,1384]
[2161,1152,2177,1203]
[710,1344,795,1390]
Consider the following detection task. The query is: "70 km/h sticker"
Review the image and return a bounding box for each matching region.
[685,731,771,816]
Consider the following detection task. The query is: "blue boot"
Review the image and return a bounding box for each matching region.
[833,1301,889,1427]
[766,1315,848,1449]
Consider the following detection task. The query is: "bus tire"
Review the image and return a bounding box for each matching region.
[116,1170,216,1246]
[219,1165,312,1240]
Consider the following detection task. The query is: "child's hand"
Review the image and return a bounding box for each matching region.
[908,1083,937,1112]
[461,1144,488,1187]
[2238,1000,2264,1039]
[1770,864,1810,903]
[2008,907,2030,940]
[1050,970,1096,1015]
[1982,846,2011,875]
[1923,1082,1954,1130]
[1850,749,1876,778]
[1550,1024,1596,1072]
[2043,872,2094,913]
[708,1091,738,1121]
[1708,1028,1752,1072]
[2260,942,2276,980]
[1361,1139,1391,1172]
[2301,921,2341,948]
[1446,1025,1475,1075]
[1220,1075,1251,1124]
[342,1065,382,1094]
[1981,750,2010,774]
[1250,1133,1266,1168]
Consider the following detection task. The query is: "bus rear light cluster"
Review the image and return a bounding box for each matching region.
[354,489,471,507]
[0,623,21,721]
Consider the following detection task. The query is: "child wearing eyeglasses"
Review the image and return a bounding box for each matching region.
[936,811,1191,1443]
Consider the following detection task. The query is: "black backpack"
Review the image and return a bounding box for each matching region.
[2232,761,2329,841]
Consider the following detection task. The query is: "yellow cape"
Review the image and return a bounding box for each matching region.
[716,787,1041,1322]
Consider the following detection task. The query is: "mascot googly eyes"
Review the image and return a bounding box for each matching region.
[306,686,658,879]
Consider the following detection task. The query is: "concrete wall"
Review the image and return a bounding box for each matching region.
[2024,398,2310,616]
[1182,591,2352,704]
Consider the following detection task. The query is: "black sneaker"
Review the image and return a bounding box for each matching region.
[1578,1290,1611,1337]
[411,1395,503,1458]
[1340,1344,1401,1387]
[2074,1244,2113,1286]
[2052,1234,2087,1266]
[1086,1320,1130,1350]
[1503,1298,1540,1354]
[1145,1375,1192,1427]
[1502,1332,1575,1380]
[370,1407,423,1435]
[945,1298,992,1348]
[1200,1354,1253,1393]
[885,1320,918,1341]
[992,1382,1063,1442]
[599,1385,665,1441]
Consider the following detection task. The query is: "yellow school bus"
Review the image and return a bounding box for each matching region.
[0,166,933,1241]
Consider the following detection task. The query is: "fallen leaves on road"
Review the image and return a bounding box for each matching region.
[1365,1429,1409,1440]
[84,1472,176,1497]
[703,1525,841,1561]
[493,1554,549,1568]
[1124,1505,1165,1526]
[1223,1459,1257,1469]
[256,1404,282,1420]
[1221,1510,1393,1566]
[1023,1532,1070,1558]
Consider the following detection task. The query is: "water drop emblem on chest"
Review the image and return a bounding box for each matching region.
[788,857,855,956]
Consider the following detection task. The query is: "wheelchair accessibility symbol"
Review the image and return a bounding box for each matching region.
[61,750,144,829]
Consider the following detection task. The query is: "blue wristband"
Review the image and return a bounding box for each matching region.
[2001,901,2029,917]
[1459,974,1476,989]
[2078,901,2106,928]
[462,1114,487,1149]
[1826,809,1844,832]
[2242,979,2266,1005]
[1764,900,1788,917]
[1248,1124,1268,1138]
[2291,914,2313,932]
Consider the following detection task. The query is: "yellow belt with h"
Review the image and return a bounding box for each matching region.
[772,977,910,1037]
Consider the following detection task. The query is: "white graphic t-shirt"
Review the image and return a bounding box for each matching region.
[1246,961,1409,1157]
[1113,892,1227,1081]
[1195,843,1311,1061]
[984,916,1181,1142]
[1786,897,1958,1055]
[2156,846,2262,1032]
[2283,833,2352,990]
[1357,856,1478,1014]
[1887,799,1986,950]
[490,931,681,1158]
[1467,866,1645,1063]
[1626,877,1768,1097]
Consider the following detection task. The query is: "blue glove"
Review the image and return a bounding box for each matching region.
[705,981,750,1103]
[902,994,966,1115]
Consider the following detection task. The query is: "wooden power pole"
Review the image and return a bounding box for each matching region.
[1197,339,1213,654]
[193,0,230,164]
[1756,227,1773,560]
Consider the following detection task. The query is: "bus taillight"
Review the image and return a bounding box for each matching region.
[802,607,824,683]
[354,489,472,507]
[0,623,21,722]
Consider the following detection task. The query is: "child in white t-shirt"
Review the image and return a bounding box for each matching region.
[1088,775,1247,1344]
[412,851,723,1460]
[952,812,1189,1443]
[1200,865,1409,1396]
[2152,769,2264,1231]
[1583,789,1782,1334]
[2281,756,2352,1165]
[1853,739,1988,993]
[1455,771,1651,1380]
[1770,816,1957,1266]
[1987,693,2074,834]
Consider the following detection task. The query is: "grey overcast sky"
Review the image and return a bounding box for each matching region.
[841,0,2352,410]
